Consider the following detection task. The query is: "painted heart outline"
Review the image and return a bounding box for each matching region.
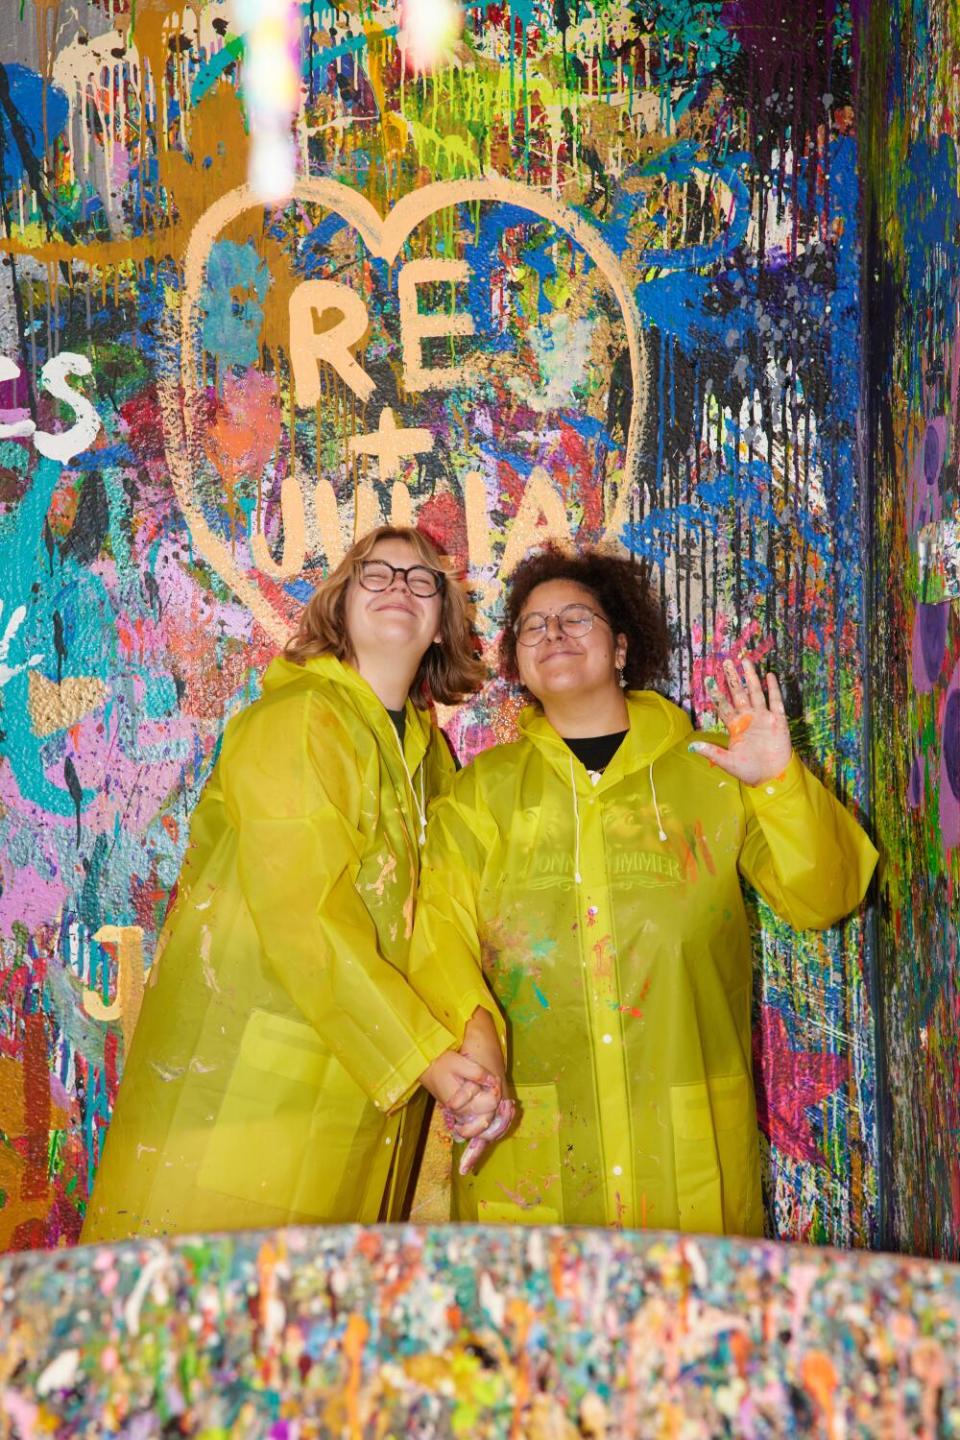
[161,175,648,643]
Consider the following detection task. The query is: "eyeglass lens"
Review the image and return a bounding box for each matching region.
[516,605,597,644]
[359,561,442,597]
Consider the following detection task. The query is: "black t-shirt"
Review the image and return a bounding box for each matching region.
[386,707,406,743]
[563,730,628,776]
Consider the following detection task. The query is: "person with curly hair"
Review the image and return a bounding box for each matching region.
[408,544,877,1234]
[82,526,499,1242]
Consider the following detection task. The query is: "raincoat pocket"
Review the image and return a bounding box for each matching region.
[670,1072,754,1236]
[474,1083,563,1225]
[197,1009,372,1218]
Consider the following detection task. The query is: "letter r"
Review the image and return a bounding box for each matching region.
[289,280,376,406]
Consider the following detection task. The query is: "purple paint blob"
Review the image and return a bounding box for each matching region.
[924,417,947,485]
[941,662,960,850]
[943,691,960,802]
[907,752,923,809]
[912,603,950,692]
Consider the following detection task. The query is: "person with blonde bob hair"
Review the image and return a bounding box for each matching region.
[82,526,499,1242]
[285,526,481,705]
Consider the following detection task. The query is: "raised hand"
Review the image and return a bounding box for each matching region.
[689,657,793,787]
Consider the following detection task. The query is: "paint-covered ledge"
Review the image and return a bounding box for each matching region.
[1,1224,957,1436]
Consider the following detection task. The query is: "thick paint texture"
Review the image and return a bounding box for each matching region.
[2,1224,960,1435]
[865,0,960,1257]
[0,0,875,1250]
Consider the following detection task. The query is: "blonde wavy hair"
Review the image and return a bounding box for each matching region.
[284,526,486,707]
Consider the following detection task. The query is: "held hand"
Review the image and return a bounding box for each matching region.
[689,658,792,786]
[457,1097,517,1176]
[442,1006,509,1143]
[420,1048,501,1117]
[442,1074,503,1141]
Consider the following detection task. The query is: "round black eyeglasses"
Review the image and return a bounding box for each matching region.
[356,560,444,598]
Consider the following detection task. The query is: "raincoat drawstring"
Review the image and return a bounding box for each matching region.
[570,753,583,885]
[650,761,667,841]
[394,726,428,845]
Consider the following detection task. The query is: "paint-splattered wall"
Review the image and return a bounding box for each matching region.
[865,0,960,1258]
[0,0,875,1251]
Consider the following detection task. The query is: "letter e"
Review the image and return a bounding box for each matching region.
[398,259,474,392]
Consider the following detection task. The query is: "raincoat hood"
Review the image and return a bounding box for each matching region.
[263,652,431,739]
[519,691,692,779]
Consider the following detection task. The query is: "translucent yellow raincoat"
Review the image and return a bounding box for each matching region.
[409,691,878,1235]
[82,655,458,1243]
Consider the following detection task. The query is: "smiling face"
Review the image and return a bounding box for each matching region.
[343,536,444,668]
[515,579,627,705]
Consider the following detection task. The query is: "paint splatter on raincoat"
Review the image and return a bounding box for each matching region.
[82,655,458,1242]
[409,691,878,1234]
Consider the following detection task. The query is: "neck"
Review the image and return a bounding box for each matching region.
[541,685,629,739]
[352,651,420,712]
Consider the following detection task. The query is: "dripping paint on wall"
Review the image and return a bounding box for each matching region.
[0,0,874,1250]
[864,0,960,1259]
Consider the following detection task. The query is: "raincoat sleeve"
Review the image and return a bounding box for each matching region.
[737,753,878,930]
[407,768,508,1056]
[227,693,458,1113]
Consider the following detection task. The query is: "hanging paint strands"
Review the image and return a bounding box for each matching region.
[239,0,301,204]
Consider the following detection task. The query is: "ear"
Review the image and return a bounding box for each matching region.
[615,633,628,669]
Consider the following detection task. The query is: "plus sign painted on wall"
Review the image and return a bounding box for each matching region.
[348,407,434,481]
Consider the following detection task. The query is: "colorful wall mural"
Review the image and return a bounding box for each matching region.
[0,0,877,1252]
[865,0,960,1258]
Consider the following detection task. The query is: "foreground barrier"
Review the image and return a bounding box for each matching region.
[1,1224,959,1436]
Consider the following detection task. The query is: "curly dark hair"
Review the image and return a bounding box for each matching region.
[500,546,672,691]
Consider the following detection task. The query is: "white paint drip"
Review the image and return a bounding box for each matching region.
[36,1348,80,1397]
[123,1252,168,1337]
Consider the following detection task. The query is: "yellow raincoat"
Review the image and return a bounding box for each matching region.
[409,691,878,1235]
[82,655,458,1243]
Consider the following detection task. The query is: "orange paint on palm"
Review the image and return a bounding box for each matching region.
[728,712,754,739]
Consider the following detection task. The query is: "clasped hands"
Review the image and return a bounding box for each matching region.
[420,1008,512,1176]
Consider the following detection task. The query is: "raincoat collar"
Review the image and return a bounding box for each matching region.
[261,652,432,773]
[518,690,691,793]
